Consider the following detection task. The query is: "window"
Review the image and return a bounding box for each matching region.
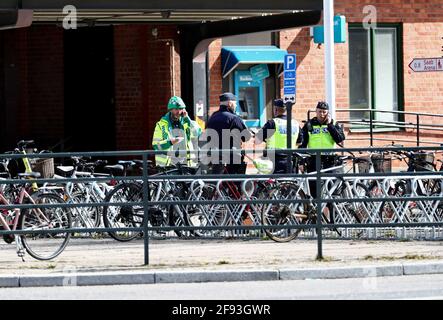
[348,25,403,129]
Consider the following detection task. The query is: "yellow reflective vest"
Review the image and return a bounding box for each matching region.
[265,118,299,150]
[307,122,336,149]
[151,113,201,167]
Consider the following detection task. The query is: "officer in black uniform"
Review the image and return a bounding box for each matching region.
[205,92,252,174]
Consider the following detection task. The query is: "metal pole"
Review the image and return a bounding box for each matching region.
[416,114,420,147]
[316,151,323,260]
[286,101,294,172]
[324,0,336,120]
[369,109,374,147]
[143,153,150,265]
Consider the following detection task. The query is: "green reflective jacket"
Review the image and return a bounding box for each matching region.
[151,113,201,166]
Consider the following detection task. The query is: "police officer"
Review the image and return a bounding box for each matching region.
[300,101,345,197]
[205,92,252,174]
[255,98,302,173]
[300,101,344,149]
[151,96,201,167]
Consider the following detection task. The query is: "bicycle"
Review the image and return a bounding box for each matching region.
[261,153,371,242]
[102,161,194,241]
[184,153,285,238]
[0,170,72,261]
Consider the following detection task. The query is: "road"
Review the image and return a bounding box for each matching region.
[1,274,443,300]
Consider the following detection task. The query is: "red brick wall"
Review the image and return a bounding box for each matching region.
[208,39,222,117]
[114,25,148,151]
[0,26,64,151]
[27,26,64,147]
[206,0,443,149]
[114,24,180,151]
[281,0,443,147]
[337,0,443,147]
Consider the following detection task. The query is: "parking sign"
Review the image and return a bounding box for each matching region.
[283,54,296,104]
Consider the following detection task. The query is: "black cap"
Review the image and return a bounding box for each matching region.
[316,101,329,110]
[273,99,284,108]
[219,92,237,102]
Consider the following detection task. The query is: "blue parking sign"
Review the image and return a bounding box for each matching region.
[283,54,296,103]
[284,87,296,94]
[284,71,296,79]
[284,54,296,71]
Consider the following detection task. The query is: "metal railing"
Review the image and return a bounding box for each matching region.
[308,108,443,147]
[1,147,443,264]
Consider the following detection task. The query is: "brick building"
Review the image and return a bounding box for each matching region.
[208,0,443,149]
[0,0,442,153]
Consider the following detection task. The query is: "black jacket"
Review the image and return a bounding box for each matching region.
[299,117,345,149]
[206,105,252,150]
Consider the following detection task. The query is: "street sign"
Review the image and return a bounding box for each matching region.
[409,57,443,72]
[313,15,347,44]
[283,54,296,104]
[250,64,269,81]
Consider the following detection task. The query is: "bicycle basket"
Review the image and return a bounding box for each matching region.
[371,154,392,173]
[32,158,54,178]
[413,152,434,171]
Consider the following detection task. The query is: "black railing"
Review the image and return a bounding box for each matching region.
[1,147,443,264]
[307,108,443,147]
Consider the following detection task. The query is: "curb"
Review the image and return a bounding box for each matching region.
[2,262,443,288]
[155,270,278,283]
[280,264,403,280]
[20,271,156,287]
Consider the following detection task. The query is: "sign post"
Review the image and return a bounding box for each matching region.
[283,53,296,172]
[409,58,443,72]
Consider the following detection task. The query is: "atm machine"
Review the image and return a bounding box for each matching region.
[234,70,265,128]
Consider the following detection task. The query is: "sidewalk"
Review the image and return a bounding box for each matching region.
[0,238,442,287]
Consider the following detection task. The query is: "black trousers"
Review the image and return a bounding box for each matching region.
[306,155,338,198]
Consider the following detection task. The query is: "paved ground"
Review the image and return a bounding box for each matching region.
[1,237,442,275]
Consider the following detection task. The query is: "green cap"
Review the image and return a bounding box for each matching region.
[167,96,186,110]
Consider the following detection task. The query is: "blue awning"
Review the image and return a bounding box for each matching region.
[221,46,288,78]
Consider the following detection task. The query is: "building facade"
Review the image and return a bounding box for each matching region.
[0,0,442,152]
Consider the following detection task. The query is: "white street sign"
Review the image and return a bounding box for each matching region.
[409,58,443,72]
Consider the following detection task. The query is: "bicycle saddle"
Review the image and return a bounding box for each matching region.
[56,166,75,177]
[118,161,135,167]
[105,165,124,175]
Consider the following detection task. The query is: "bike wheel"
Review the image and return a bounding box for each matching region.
[262,182,310,243]
[376,180,408,223]
[70,191,101,229]
[186,183,228,237]
[102,182,143,242]
[19,193,72,260]
[330,182,369,238]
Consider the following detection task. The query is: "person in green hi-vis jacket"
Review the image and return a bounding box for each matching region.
[151,96,202,167]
